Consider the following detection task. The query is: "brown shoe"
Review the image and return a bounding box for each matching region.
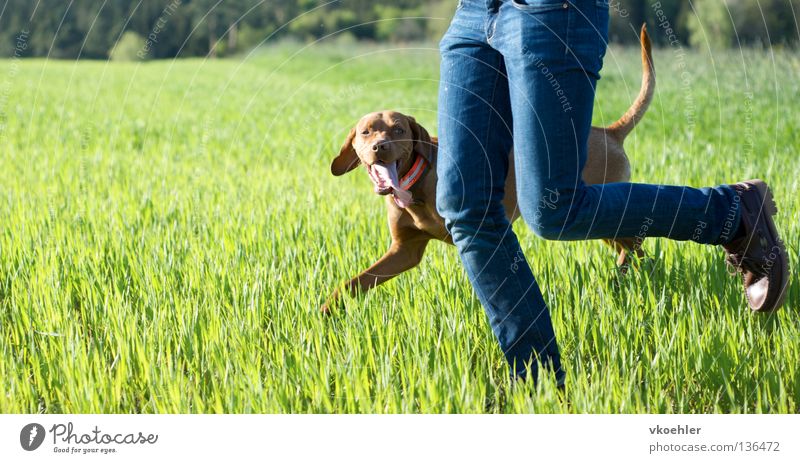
[723,179,789,312]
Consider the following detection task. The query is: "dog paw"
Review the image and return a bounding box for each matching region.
[321,297,341,315]
[321,302,332,315]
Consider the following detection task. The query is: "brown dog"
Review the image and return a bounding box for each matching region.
[323,25,655,313]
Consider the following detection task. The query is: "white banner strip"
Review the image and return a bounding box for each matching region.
[2,414,797,462]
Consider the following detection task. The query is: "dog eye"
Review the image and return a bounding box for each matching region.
[360,129,370,135]
[393,127,405,135]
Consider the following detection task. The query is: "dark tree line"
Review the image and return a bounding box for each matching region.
[1,0,798,59]
[608,0,800,49]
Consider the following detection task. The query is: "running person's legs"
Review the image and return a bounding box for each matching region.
[437,0,789,383]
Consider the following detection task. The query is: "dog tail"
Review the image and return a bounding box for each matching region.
[607,24,655,140]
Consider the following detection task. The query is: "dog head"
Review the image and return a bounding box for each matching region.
[330,111,433,204]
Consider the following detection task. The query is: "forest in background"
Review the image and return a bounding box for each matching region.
[2,0,799,60]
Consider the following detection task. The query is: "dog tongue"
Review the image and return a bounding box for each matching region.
[371,162,413,208]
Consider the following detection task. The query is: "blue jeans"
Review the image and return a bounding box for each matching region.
[436,0,741,384]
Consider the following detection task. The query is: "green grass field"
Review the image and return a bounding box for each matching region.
[1,43,798,413]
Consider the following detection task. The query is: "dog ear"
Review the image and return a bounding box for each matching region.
[407,116,434,164]
[330,127,360,176]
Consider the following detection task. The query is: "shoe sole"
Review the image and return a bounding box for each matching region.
[744,179,790,312]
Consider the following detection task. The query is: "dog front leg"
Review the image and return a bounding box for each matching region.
[322,238,429,313]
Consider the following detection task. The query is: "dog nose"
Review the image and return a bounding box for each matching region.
[372,141,389,152]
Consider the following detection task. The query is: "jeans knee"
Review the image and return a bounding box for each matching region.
[519,187,572,240]
[527,214,566,240]
[439,200,502,237]
[435,185,460,226]
[437,190,508,243]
